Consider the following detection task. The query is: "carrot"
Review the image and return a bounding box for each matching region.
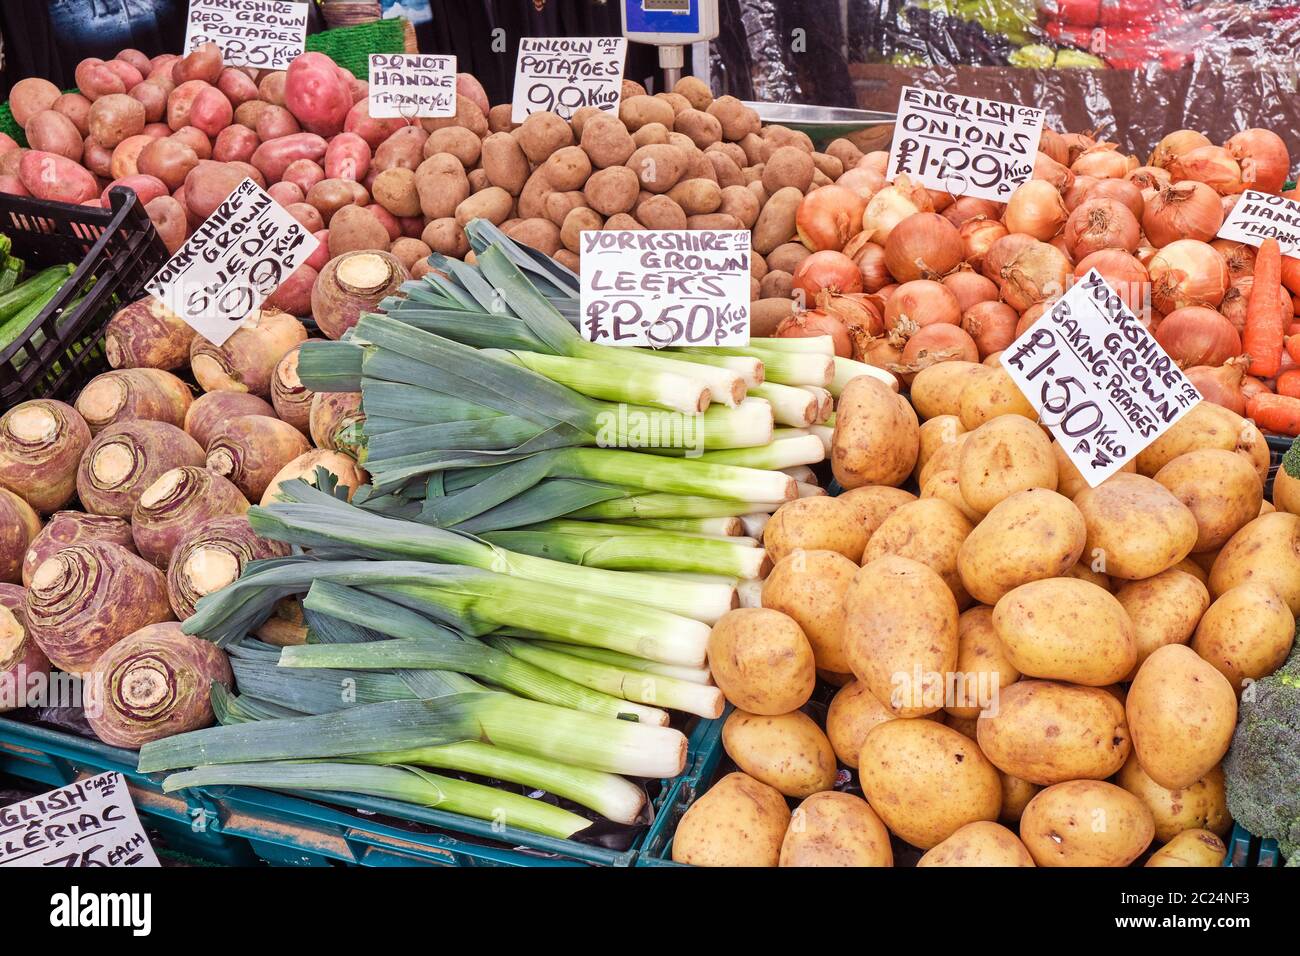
[1243,238,1285,378]
[1287,334,1300,365]
[1276,369,1300,399]
[1287,323,1300,337]
[1248,392,1300,435]
[1281,254,1300,297]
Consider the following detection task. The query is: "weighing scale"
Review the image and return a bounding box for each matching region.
[619,0,895,143]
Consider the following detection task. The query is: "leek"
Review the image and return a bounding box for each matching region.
[496,349,709,414]
[751,335,836,355]
[832,356,898,396]
[530,641,713,684]
[748,382,818,426]
[610,516,744,535]
[674,345,833,386]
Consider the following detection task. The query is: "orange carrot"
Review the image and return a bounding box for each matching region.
[1248,392,1300,435]
[1287,334,1300,365]
[1282,254,1300,297]
[1276,369,1300,399]
[1243,238,1285,378]
[1288,323,1300,337]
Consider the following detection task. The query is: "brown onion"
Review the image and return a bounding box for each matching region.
[883,212,962,281]
[883,279,961,334]
[1149,130,1212,169]
[861,185,924,245]
[982,232,1039,283]
[796,184,866,252]
[1220,280,1251,333]
[1049,235,1074,265]
[1075,249,1150,315]
[1062,175,1100,212]
[1064,197,1141,259]
[1142,181,1224,246]
[961,301,1019,357]
[858,152,889,176]
[776,309,852,358]
[835,167,884,199]
[1086,178,1144,219]
[959,217,1008,273]
[855,332,904,368]
[1184,359,1248,414]
[943,270,998,312]
[1072,144,1130,179]
[1000,240,1072,312]
[819,292,884,339]
[898,323,979,368]
[1226,128,1290,194]
[792,250,863,298]
[846,239,891,292]
[1128,165,1171,194]
[1039,128,1069,166]
[1149,240,1230,313]
[942,196,1002,227]
[1033,151,1073,191]
[1004,180,1068,240]
[1061,132,1097,165]
[1136,245,1159,268]
[1154,307,1241,367]
[1015,299,1057,337]
[1169,146,1243,195]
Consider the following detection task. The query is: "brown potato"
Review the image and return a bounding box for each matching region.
[1053,440,1137,499]
[761,550,856,673]
[423,126,481,167]
[579,116,636,169]
[1209,511,1300,613]
[454,185,513,226]
[624,143,688,194]
[1020,781,1154,866]
[560,206,603,253]
[707,95,760,141]
[780,792,893,867]
[480,131,529,195]
[415,153,470,220]
[958,415,1056,515]
[915,414,965,478]
[1115,569,1210,678]
[1154,449,1262,552]
[946,605,1020,719]
[751,186,802,254]
[832,376,919,490]
[921,469,982,523]
[825,680,906,767]
[917,432,970,490]
[584,165,640,216]
[1136,401,1270,484]
[671,772,789,867]
[999,773,1040,824]
[764,496,869,564]
[992,577,1135,685]
[957,489,1085,605]
[722,709,836,799]
[917,821,1035,867]
[863,498,974,606]
[957,367,1034,430]
[706,608,815,715]
[634,194,687,230]
[1191,581,1295,691]
[370,167,421,218]
[1074,473,1199,580]
[1115,755,1231,844]
[762,146,815,193]
[1146,828,1228,866]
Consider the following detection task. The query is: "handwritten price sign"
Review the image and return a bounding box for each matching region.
[511,37,627,123]
[0,772,158,868]
[184,0,308,71]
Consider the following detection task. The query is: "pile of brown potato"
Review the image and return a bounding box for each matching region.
[676,369,1297,867]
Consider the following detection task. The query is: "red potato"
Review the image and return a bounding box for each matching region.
[75,60,127,101]
[227,160,265,189]
[284,52,351,138]
[0,151,23,178]
[213,126,258,164]
[217,68,259,107]
[88,94,146,149]
[187,87,233,139]
[305,179,356,223]
[286,203,324,232]
[399,216,424,239]
[101,174,167,207]
[305,231,330,270]
[105,60,143,90]
[116,49,153,76]
[373,127,429,173]
[184,161,250,221]
[256,105,301,141]
[145,195,187,254]
[51,93,93,137]
[27,111,84,162]
[282,159,325,195]
[325,132,370,182]
[343,100,406,150]
[268,181,304,207]
[171,126,212,160]
[265,264,318,316]
[136,137,198,191]
[19,151,98,204]
[143,123,171,138]
[173,42,222,85]
[10,78,62,127]
[82,138,112,178]
[0,175,30,197]
[258,71,288,107]
[456,73,490,116]
[348,181,370,206]
[128,80,169,124]
[367,204,401,241]
[148,54,179,79]
[234,100,272,131]
[167,80,211,131]
[0,135,18,157]
[251,133,328,183]
[110,134,154,179]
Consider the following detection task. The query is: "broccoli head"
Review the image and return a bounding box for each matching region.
[1282,436,1300,479]
[1223,643,1300,861]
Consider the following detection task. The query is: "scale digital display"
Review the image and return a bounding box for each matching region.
[625,0,702,35]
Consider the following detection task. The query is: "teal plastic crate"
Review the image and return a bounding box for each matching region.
[635,707,729,867]
[0,711,724,867]
[1223,823,1283,867]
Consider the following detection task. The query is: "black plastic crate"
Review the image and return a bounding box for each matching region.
[0,186,168,410]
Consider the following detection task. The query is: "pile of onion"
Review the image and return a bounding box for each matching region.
[1071,143,1130,179]
[1149,130,1212,169]
[1154,307,1242,368]
[959,218,1008,272]
[1000,240,1073,312]
[883,279,961,335]
[883,212,962,281]
[795,184,866,252]
[1064,197,1141,259]
[792,250,864,297]
[1169,146,1243,195]
[1005,180,1068,240]
[775,308,853,358]
[960,301,1019,357]
[1148,240,1230,313]
[1142,181,1223,246]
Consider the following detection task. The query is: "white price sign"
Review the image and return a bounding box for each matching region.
[0,772,159,868]
[580,230,752,347]
[511,37,627,123]
[1000,270,1202,487]
[184,0,309,71]
[1217,189,1300,256]
[368,54,457,120]
[888,86,1044,202]
[145,178,319,346]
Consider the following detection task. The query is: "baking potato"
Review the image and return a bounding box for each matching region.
[1146,829,1227,867]
[832,376,919,490]
[1272,467,1300,514]
[835,486,916,548]
[1209,511,1300,613]
[863,498,974,606]
[825,679,916,767]
[976,680,1129,785]
[915,415,965,484]
[27,110,85,162]
[946,605,1020,719]
[844,556,958,717]
[415,153,470,220]
[1191,581,1295,691]
[634,194,687,230]
[707,95,760,141]
[958,489,1086,605]
[916,821,1035,867]
[1073,473,1199,580]
[1136,401,1269,484]
[1115,569,1210,678]
[752,186,801,254]
[917,432,969,490]
[1019,781,1154,867]
[671,772,789,867]
[858,719,1001,849]
[707,607,815,715]
[957,367,1035,430]
[370,167,421,218]
[761,550,856,674]
[957,415,1057,515]
[625,143,688,194]
[579,116,636,169]
[762,146,815,193]
[920,469,983,523]
[1052,440,1136,499]
[1127,644,1237,790]
[722,709,836,799]
[780,792,893,867]
[1115,755,1231,843]
[454,185,513,227]
[764,496,869,564]
[992,577,1135,685]
[999,773,1040,824]
[1154,449,1262,552]
[584,165,640,216]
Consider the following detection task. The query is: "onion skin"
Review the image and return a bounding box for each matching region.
[847,240,890,292]
[0,584,51,712]
[1063,197,1140,259]
[835,167,884,199]
[166,515,290,620]
[1149,130,1211,170]
[1015,299,1058,337]
[1211,240,1255,280]
[819,292,884,339]
[1000,240,1072,312]
[1226,128,1290,195]
[1142,181,1223,246]
[1127,166,1171,194]
[1184,361,1247,415]
[312,250,408,340]
[961,301,1020,358]
[942,196,1002,227]
[1148,240,1229,313]
[1032,151,1073,191]
[77,421,205,519]
[85,621,232,749]
[898,323,979,368]
[1005,179,1069,241]
[25,542,172,676]
[942,270,998,312]
[796,184,866,252]
[271,342,315,433]
[260,449,369,506]
[1074,250,1150,316]
[1039,129,1069,166]
[982,232,1038,283]
[189,308,307,398]
[0,489,40,585]
[1155,307,1242,368]
[792,250,864,298]
[1169,145,1243,195]
[183,391,276,450]
[776,309,852,358]
[861,184,925,245]
[0,399,91,513]
[105,296,196,371]
[1071,144,1130,179]
[206,415,310,502]
[959,217,1008,273]
[1085,178,1144,220]
[309,391,366,457]
[22,512,134,587]
[74,368,193,434]
[1061,132,1096,165]
[132,466,250,568]
[883,212,962,281]
[884,279,961,334]
[1062,175,1099,212]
